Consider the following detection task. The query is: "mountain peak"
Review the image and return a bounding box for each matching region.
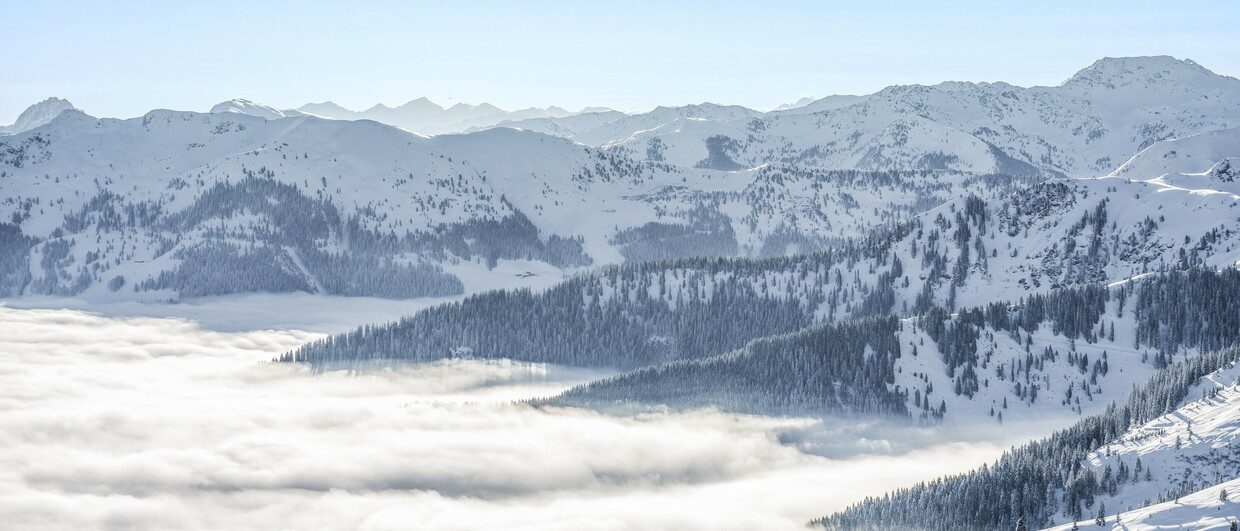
[396,97,443,112]
[773,96,815,111]
[3,97,77,135]
[210,99,302,120]
[1060,55,1228,91]
[30,96,73,108]
[297,101,353,117]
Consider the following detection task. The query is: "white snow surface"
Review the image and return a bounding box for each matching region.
[1110,128,1240,180]
[1043,361,1240,530]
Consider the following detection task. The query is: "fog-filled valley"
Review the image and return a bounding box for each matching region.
[0,304,1058,530]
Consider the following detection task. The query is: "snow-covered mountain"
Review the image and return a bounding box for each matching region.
[773,94,870,115]
[0,108,648,300]
[772,96,816,111]
[591,57,1240,177]
[0,97,76,135]
[468,110,627,137]
[210,99,306,120]
[0,108,1026,302]
[568,103,764,147]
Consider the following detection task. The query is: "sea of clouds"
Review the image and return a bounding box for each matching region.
[0,303,1046,530]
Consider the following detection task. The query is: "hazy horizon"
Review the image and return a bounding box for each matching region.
[5,0,1239,124]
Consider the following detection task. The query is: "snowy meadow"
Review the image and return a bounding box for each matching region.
[0,303,1046,530]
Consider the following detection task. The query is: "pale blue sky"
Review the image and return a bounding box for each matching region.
[4,0,1238,123]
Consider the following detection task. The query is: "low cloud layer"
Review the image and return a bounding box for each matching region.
[1,305,1022,530]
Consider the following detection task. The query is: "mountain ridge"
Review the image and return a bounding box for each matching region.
[1,107,1027,302]
[594,56,1240,178]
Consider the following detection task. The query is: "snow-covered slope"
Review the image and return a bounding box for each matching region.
[0,98,76,135]
[1047,478,1239,530]
[1043,363,1240,530]
[1110,127,1240,180]
[595,57,1240,177]
[1046,478,1240,530]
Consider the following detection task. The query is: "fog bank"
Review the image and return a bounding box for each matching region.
[1,305,1031,530]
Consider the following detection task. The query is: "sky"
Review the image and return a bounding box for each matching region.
[3,0,1239,123]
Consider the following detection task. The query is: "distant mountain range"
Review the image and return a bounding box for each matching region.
[198,56,1240,178]
[289,97,593,135]
[3,56,1240,305]
[11,56,1239,181]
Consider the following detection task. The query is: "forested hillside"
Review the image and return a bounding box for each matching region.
[816,346,1240,530]
[544,269,1240,421]
[282,160,1240,372]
